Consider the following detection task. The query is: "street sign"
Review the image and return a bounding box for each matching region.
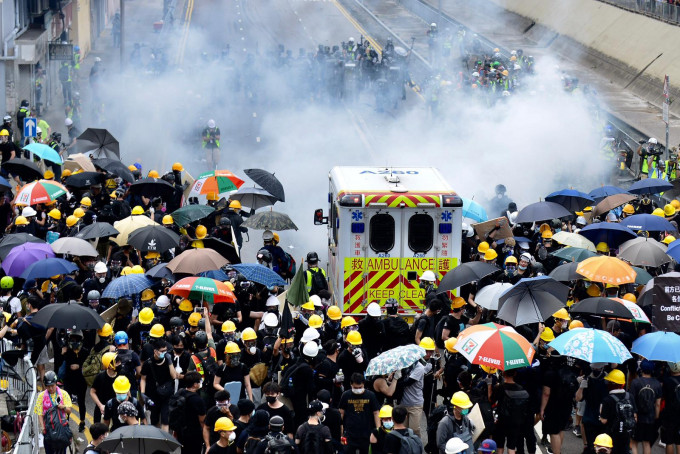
[48,43,73,61]
[23,118,36,138]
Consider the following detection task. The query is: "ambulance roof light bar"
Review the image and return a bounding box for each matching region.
[339,194,363,207]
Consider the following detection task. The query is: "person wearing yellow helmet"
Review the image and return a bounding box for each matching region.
[91,351,120,421]
[596,242,610,255]
[216,341,253,401]
[210,416,237,452]
[222,199,248,250]
[104,374,147,430]
[599,369,633,451]
[552,307,570,336]
[443,391,474,444]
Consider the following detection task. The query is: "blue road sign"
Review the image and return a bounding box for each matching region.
[23,118,36,138]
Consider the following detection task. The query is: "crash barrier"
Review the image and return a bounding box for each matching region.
[0,339,38,454]
[596,0,680,25]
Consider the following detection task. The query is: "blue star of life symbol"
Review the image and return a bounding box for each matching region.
[441,211,452,221]
[352,211,363,221]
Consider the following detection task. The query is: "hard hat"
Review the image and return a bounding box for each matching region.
[48,209,62,220]
[553,308,570,320]
[649,138,658,144]
[113,375,131,393]
[444,337,458,353]
[21,206,36,217]
[44,371,58,386]
[594,434,613,449]
[150,323,165,338]
[569,320,584,330]
[63,169,72,177]
[88,290,101,301]
[341,316,357,329]
[179,299,193,312]
[101,352,117,369]
[0,276,13,289]
[272,232,280,243]
[131,206,144,215]
[484,249,498,261]
[73,207,85,218]
[583,206,593,212]
[596,242,609,253]
[128,164,137,172]
[162,215,174,225]
[303,341,319,358]
[622,293,637,303]
[450,391,473,409]
[139,307,155,325]
[214,417,236,432]
[505,256,518,264]
[663,235,676,245]
[366,302,381,317]
[540,327,555,342]
[188,312,202,327]
[263,313,279,328]
[501,70,509,76]
[222,320,237,333]
[379,405,393,418]
[120,266,131,276]
[114,331,128,345]
[622,204,635,215]
[98,323,113,337]
[446,438,470,454]
[307,252,320,262]
[510,56,517,62]
[481,365,497,374]
[419,337,435,350]
[229,200,242,210]
[477,241,489,254]
[605,283,619,289]
[195,225,208,240]
[541,230,553,239]
[44,170,55,180]
[587,284,601,297]
[420,270,436,282]
[141,289,155,301]
[652,208,665,217]
[665,204,676,217]
[604,369,626,385]
[301,302,315,311]
[148,170,160,178]
[14,216,28,226]
[493,48,500,53]
[308,314,323,329]
[0,130,8,136]
[206,192,218,201]
[208,119,216,128]
[80,197,92,207]
[451,297,466,309]
[145,251,160,260]
[301,327,320,343]
[327,306,342,321]
[172,162,184,172]
[225,341,241,354]
[346,330,363,345]
[672,199,680,210]
[130,265,144,274]
[242,327,257,341]
[263,230,274,242]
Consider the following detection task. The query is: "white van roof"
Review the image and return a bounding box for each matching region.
[329,166,454,194]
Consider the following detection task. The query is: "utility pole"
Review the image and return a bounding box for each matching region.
[120,0,125,70]
[664,75,670,161]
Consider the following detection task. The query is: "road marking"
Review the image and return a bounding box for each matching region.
[331,0,382,52]
[177,0,195,65]
[68,404,93,443]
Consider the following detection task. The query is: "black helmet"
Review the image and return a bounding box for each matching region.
[20,99,29,107]
[220,217,232,226]
[306,252,319,263]
[384,298,399,308]
[194,330,208,348]
[257,249,273,264]
[270,415,285,430]
[44,370,58,386]
[495,184,506,195]
[170,316,184,329]
[198,318,206,330]
[52,132,62,142]
[162,173,175,184]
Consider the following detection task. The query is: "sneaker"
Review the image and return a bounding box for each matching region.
[573,426,582,437]
[78,422,85,432]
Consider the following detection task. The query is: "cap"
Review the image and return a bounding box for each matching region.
[479,439,497,453]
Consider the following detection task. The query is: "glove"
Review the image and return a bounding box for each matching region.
[176,365,183,375]
[334,372,344,383]
[393,369,402,380]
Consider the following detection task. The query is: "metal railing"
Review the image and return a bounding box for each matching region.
[596,0,680,25]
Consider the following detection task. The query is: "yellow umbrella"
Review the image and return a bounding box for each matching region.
[552,231,596,252]
[112,215,158,246]
[576,256,637,285]
[63,153,96,172]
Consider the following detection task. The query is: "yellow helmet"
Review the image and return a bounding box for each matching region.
[379,405,393,418]
[541,230,553,239]
[242,327,257,341]
[346,330,363,345]
[477,241,489,254]
[272,233,280,244]
[148,170,160,178]
[131,265,144,274]
[505,255,518,265]
[665,204,676,217]
[540,327,556,342]
[145,251,160,260]
[596,242,609,253]
[622,204,635,215]
[80,197,92,207]
[206,192,218,201]
[569,320,584,330]
[195,225,207,239]
[172,162,184,172]
[112,375,131,393]
[120,266,132,276]
[224,281,235,291]
[62,169,72,177]
[229,200,242,210]
[214,417,236,432]
[501,69,509,77]
[150,323,165,338]
[179,299,193,312]
[98,323,113,337]
[419,337,435,350]
[188,312,202,327]
[128,164,137,172]
[341,316,357,329]
[553,308,570,321]
[604,369,626,385]
[509,56,517,61]
[0,129,9,136]
[587,284,601,297]
[622,293,637,303]
[663,235,676,245]
[444,337,458,353]
[141,289,155,301]
[672,199,680,210]
[483,249,498,261]
[594,434,613,449]
[309,314,323,329]
[583,206,593,212]
[131,206,144,215]
[652,208,665,217]
[14,216,28,226]
[48,209,62,220]
[327,306,342,321]
[102,352,118,369]
[481,365,498,374]
[225,341,241,354]
[301,302,315,311]
[44,170,55,180]
[222,320,237,333]
[162,215,174,225]
[73,208,85,218]
[450,391,473,409]
[139,307,155,325]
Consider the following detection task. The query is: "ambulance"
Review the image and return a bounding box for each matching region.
[314,166,463,319]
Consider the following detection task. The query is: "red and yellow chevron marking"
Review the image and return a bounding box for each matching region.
[363,193,441,207]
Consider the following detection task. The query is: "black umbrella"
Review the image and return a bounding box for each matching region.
[2,158,42,181]
[76,128,120,159]
[31,301,106,330]
[202,237,241,264]
[548,262,581,282]
[129,177,175,198]
[0,233,45,259]
[437,262,499,293]
[497,276,569,326]
[279,301,294,339]
[145,262,173,279]
[514,201,572,224]
[99,424,181,454]
[231,187,279,210]
[244,168,285,202]
[569,297,634,319]
[128,225,180,252]
[74,222,119,240]
[64,171,104,188]
[92,158,135,183]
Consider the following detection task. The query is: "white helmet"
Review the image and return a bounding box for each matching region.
[431,23,437,28]
[94,262,108,274]
[65,118,73,126]
[156,295,170,308]
[461,223,474,238]
[36,126,42,135]
[262,230,274,241]
[445,438,469,454]
[420,270,436,282]
[366,302,381,317]
[510,50,517,56]
[21,206,37,217]
[471,72,479,78]
[348,37,355,43]
[310,295,322,307]
[649,138,658,144]
[303,341,319,358]
[502,91,511,97]
[95,57,101,62]
[301,327,320,343]
[265,295,279,307]
[207,119,216,128]
[263,313,279,328]
[576,216,587,226]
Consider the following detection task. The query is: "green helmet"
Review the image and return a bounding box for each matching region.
[1,276,14,289]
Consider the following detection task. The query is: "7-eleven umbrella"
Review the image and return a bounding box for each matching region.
[169,276,236,304]
[191,170,245,197]
[610,297,650,323]
[14,180,68,205]
[576,256,637,285]
[454,322,535,370]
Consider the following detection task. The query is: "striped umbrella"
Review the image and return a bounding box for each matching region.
[191,170,244,196]
[14,180,68,205]
[169,276,236,303]
[610,297,650,324]
[102,274,154,299]
[454,322,535,370]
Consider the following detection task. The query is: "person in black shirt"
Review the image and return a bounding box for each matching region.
[258,382,295,439]
[62,330,90,432]
[103,376,146,431]
[17,296,51,386]
[338,373,380,454]
[317,390,342,452]
[140,339,177,431]
[295,399,332,454]
[384,406,415,454]
[90,352,118,423]
[370,405,395,454]
[176,371,208,454]
[316,341,342,405]
[358,303,384,360]
[214,341,252,400]
[204,390,240,447]
[208,416,238,454]
[381,299,410,351]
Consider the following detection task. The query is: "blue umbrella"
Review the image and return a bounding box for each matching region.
[548,328,632,364]
[628,179,673,195]
[0,175,10,191]
[231,264,286,287]
[632,331,680,362]
[102,274,154,298]
[620,214,676,232]
[578,223,637,248]
[461,198,487,223]
[20,257,77,280]
[515,201,571,224]
[145,262,173,280]
[546,189,594,212]
[589,186,628,202]
[666,240,680,262]
[497,276,569,326]
[199,269,229,281]
[23,143,63,164]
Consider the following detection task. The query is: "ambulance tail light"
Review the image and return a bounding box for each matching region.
[351,223,365,234]
[439,223,453,234]
[442,195,463,207]
[339,194,362,207]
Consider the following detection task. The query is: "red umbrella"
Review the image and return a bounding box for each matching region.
[169,276,236,303]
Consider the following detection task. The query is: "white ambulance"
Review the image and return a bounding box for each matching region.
[314,166,463,319]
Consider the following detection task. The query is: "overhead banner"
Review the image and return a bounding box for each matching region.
[652,277,680,331]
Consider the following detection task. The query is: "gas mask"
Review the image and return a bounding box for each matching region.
[229,353,241,366]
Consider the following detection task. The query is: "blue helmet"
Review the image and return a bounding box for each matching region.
[114,331,128,345]
[74,45,80,52]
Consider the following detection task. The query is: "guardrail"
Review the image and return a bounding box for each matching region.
[1,339,38,454]
[596,0,680,25]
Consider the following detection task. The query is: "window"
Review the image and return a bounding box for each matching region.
[369,214,395,253]
[331,204,339,245]
[408,214,434,252]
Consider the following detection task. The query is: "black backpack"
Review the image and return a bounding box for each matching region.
[434,316,449,350]
[559,367,580,398]
[409,314,432,344]
[301,424,326,454]
[192,349,218,390]
[611,392,636,434]
[668,378,680,416]
[636,383,656,417]
[117,350,137,387]
[280,360,306,397]
[499,387,530,426]
[244,436,262,454]
[308,268,327,295]
[389,428,424,454]
[168,389,188,433]
[426,406,448,454]
[265,434,293,454]
[44,404,73,450]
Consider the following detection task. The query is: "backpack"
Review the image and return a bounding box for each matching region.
[43,397,73,450]
[559,367,580,398]
[611,392,636,434]
[168,389,188,433]
[425,406,448,454]
[284,253,297,280]
[669,378,680,416]
[499,387,530,426]
[82,345,111,387]
[244,436,263,454]
[265,434,293,454]
[192,348,218,390]
[636,383,656,417]
[117,350,137,388]
[409,314,432,344]
[300,423,325,454]
[308,268,327,295]
[389,428,424,454]
[434,316,449,350]
[280,360,306,397]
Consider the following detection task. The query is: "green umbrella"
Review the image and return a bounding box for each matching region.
[242,210,298,231]
[286,260,308,307]
[551,247,597,262]
[632,266,653,285]
[365,345,426,376]
[172,205,215,227]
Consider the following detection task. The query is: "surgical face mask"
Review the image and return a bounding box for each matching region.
[98,276,106,284]
[249,346,256,354]
[116,393,127,402]
[118,415,126,424]
[461,408,470,415]
[266,395,277,404]
[519,264,527,271]
[383,421,394,430]
[351,387,364,394]
[228,432,236,443]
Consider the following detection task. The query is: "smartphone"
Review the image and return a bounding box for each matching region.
[194,307,202,313]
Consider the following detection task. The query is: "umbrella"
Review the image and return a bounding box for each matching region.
[592,193,637,217]
[75,222,119,240]
[621,214,676,232]
[171,205,215,227]
[102,274,154,298]
[127,225,180,252]
[0,175,10,191]
[551,247,597,262]
[610,297,650,323]
[112,215,159,246]
[14,180,68,206]
[129,177,175,198]
[548,328,633,364]
[578,223,637,248]
[546,189,594,212]
[569,297,635,319]
[473,282,513,310]
[589,186,629,202]
[31,302,105,330]
[637,271,680,306]
[632,331,680,362]
[169,276,236,303]
[548,261,581,281]
[617,237,670,267]
[99,423,181,454]
[232,263,287,287]
[514,201,571,224]
[497,276,569,326]
[461,198,487,223]
[365,344,427,376]
[23,143,63,164]
[202,237,241,264]
[287,260,309,307]
[231,187,279,210]
[666,239,680,262]
[576,256,637,285]
[437,262,499,293]
[50,237,98,257]
[145,262,172,280]
[76,128,120,158]
[243,211,298,231]
[167,249,229,275]
[628,179,674,195]
[0,233,45,259]
[552,231,596,251]
[194,169,245,195]
[631,266,653,285]
[2,243,55,277]
[454,322,535,370]
[64,171,104,189]
[63,153,96,172]
[92,158,135,183]
[20,257,77,280]
[2,158,43,181]
[279,301,295,338]
[244,168,285,201]
[199,269,229,281]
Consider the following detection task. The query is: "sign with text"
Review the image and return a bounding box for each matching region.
[652,277,680,331]
[48,43,73,61]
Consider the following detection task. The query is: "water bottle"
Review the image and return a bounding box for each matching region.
[288,376,293,389]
